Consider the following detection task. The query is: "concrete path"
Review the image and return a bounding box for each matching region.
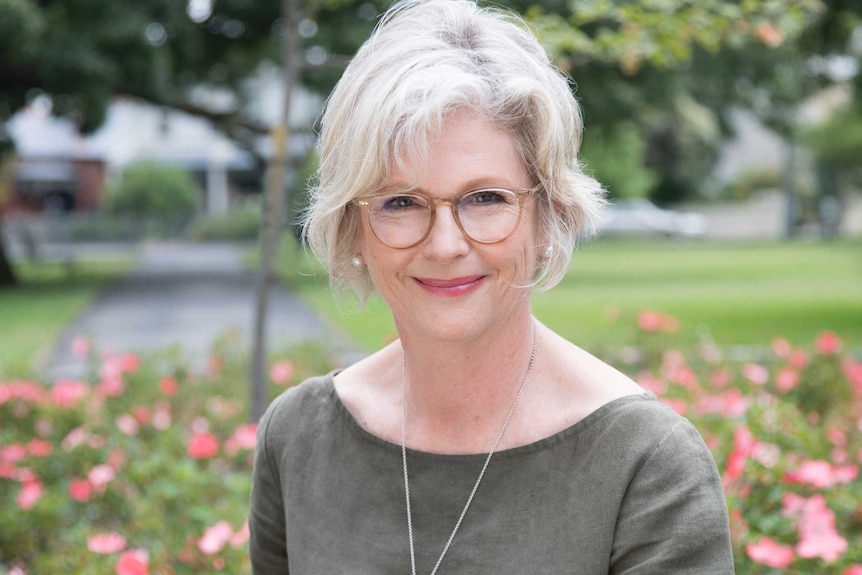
[45,241,361,380]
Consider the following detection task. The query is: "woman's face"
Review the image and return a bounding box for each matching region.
[356,109,541,343]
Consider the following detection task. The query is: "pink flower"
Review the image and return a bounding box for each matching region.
[116,414,140,436]
[771,338,792,357]
[153,402,171,430]
[88,464,116,490]
[726,426,758,481]
[269,360,295,385]
[69,478,94,502]
[230,521,250,548]
[71,336,91,358]
[742,363,769,385]
[51,379,90,408]
[187,433,219,459]
[225,423,257,454]
[844,565,862,575]
[198,521,234,555]
[844,360,862,396]
[16,478,44,510]
[159,376,178,396]
[747,537,795,569]
[784,460,858,488]
[1,443,28,464]
[62,427,90,451]
[637,310,678,333]
[784,494,848,563]
[775,368,799,393]
[99,375,126,397]
[788,350,808,369]
[26,438,53,457]
[815,331,842,354]
[115,550,148,575]
[88,532,127,554]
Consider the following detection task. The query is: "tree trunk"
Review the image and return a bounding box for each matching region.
[0,228,18,287]
[249,0,301,422]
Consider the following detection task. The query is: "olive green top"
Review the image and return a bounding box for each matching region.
[249,373,734,574]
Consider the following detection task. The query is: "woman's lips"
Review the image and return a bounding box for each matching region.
[414,275,485,296]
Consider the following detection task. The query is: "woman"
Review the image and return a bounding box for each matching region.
[250,1,734,573]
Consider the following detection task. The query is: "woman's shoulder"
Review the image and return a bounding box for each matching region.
[259,372,338,445]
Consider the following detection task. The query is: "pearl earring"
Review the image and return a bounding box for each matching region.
[351,255,364,268]
[544,245,553,258]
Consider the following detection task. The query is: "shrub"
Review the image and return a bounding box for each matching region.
[720,167,783,201]
[188,205,261,242]
[106,161,200,220]
[1,319,861,573]
[0,332,335,574]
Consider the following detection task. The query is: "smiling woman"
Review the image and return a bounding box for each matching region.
[249,1,734,573]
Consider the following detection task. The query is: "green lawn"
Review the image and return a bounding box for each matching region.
[276,236,862,353]
[0,259,132,377]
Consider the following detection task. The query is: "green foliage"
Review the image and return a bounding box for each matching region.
[803,106,862,172]
[2,317,861,572]
[581,122,659,200]
[0,334,338,574]
[188,205,262,242]
[720,168,783,201]
[106,161,200,220]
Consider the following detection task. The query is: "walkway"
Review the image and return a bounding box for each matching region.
[45,241,360,380]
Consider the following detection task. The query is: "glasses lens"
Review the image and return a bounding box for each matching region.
[367,194,431,248]
[457,189,521,243]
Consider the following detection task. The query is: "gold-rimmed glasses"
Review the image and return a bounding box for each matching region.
[353,184,541,249]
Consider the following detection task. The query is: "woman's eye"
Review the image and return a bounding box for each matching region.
[382,196,419,211]
[465,190,508,205]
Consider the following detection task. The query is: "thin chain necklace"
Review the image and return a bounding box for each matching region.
[401,319,538,575]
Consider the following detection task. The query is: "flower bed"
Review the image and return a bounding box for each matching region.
[1,321,860,574]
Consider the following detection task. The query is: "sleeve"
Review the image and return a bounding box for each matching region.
[249,396,290,574]
[610,419,735,575]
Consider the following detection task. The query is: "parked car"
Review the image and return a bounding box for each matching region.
[596,199,707,238]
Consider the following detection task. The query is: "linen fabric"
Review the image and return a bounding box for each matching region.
[249,372,734,574]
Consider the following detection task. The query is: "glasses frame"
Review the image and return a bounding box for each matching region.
[353,184,542,249]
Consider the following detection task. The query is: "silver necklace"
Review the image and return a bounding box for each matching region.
[401,319,538,575]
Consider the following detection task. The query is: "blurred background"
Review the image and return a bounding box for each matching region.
[0,0,860,375]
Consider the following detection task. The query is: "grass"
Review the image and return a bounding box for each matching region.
[273,236,862,353]
[0,259,133,377]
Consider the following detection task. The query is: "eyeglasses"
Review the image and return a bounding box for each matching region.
[353,184,541,249]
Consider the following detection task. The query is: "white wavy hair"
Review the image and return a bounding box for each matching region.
[302,0,606,301]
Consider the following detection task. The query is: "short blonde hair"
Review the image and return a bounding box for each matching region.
[303,0,605,301]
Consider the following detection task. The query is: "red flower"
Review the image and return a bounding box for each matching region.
[115,550,148,575]
[88,532,127,554]
[815,331,842,355]
[187,433,220,459]
[747,537,794,569]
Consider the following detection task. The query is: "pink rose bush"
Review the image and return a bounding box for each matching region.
[0,333,325,574]
[619,317,860,573]
[1,319,859,573]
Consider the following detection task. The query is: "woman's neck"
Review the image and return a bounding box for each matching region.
[396,309,538,453]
